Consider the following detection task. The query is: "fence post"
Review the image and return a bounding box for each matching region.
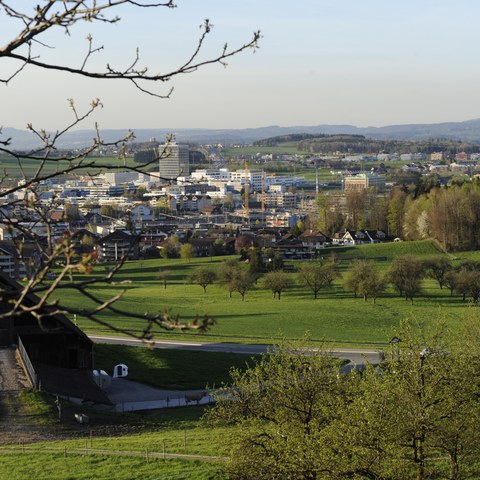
[145,448,149,463]
[90,430,93,448]
[85,438,88,455]
[64,446,67,458]
[184,429,186,450]
[162,440,166,460]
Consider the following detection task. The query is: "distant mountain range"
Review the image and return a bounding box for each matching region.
[4,118,480,150]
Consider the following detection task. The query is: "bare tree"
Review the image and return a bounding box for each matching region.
[0,1,260,338]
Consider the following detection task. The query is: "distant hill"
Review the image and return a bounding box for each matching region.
[5,119,480,149]
[254,134,480,155]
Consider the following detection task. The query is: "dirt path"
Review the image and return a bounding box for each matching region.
[0,348,47,443]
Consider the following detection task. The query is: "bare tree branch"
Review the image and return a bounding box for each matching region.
[0,0,259,338]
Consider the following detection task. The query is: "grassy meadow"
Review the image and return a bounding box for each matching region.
[0,404,228,479]
[58,240,478,347]
[94,344,259,389]
[6,240,480,478]
[0,155,138,180]
[223,143,309,156]
[0,453,220,479]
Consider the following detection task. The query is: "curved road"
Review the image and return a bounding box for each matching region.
[88,335,382,367]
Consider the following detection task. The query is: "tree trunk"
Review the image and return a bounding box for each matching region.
[278,291,281,300]
[449,452,459,480]
[414,437,425,480]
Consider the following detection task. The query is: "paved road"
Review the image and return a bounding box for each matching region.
[89,335,382,366]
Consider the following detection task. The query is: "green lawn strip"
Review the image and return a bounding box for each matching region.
[94,344,259,390]
[0,453,220,480]
[55,241,471,346]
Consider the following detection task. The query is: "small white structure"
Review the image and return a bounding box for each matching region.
[113,363,129,378]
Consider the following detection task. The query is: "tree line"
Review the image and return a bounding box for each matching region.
[182,252,480,305]
[207,319,480,479]
[314,178,480,252]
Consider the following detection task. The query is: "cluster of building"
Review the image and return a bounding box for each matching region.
[11,141,472,278]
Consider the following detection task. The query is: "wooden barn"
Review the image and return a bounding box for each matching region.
[0,273,110,404]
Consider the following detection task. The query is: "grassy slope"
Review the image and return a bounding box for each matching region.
[0,405,228,479]
[56,240,478,346]
[94,344,258,390]
[0,454,220,480]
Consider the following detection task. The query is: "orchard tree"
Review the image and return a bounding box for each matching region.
[387,254,424,304]
[455,269,480,303]
[0,1,260,337]
[343,260,367,298]
[262,271,291,300]
[216,259,241,298]
[188,267,216,294]
[157,269,170,290]
[209,321,480,480]
[298,262,339,299]
[344,260,384,304]
[444,269,459,296]
[208,337,349,479]
[231,269,256,301]
[357,266,385,304]
[423,256,452,290]
[179,243,195,263]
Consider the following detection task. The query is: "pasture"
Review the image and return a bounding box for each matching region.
[58,241,478,346]
[0,155,139,180]
[0,404,228,479]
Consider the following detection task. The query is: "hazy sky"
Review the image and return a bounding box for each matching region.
[2,1,480,131]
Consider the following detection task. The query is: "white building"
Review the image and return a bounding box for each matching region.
[190,168,230,182]
[229,169,264,191]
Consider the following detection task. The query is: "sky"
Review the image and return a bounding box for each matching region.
[2,0,480,131]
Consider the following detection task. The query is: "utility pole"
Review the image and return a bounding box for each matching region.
[244,159,249,225]
[261,169,265,225]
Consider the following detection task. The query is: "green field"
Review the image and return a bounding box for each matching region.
[0,453,220,479]
[0,404,228,479]
[8,239,480,478]
[57,241,477,347]
[94,344,258,390]
[0,155,139,180]
[223,143,309,156]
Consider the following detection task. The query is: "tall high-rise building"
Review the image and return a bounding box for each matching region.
[158,142,189,181]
